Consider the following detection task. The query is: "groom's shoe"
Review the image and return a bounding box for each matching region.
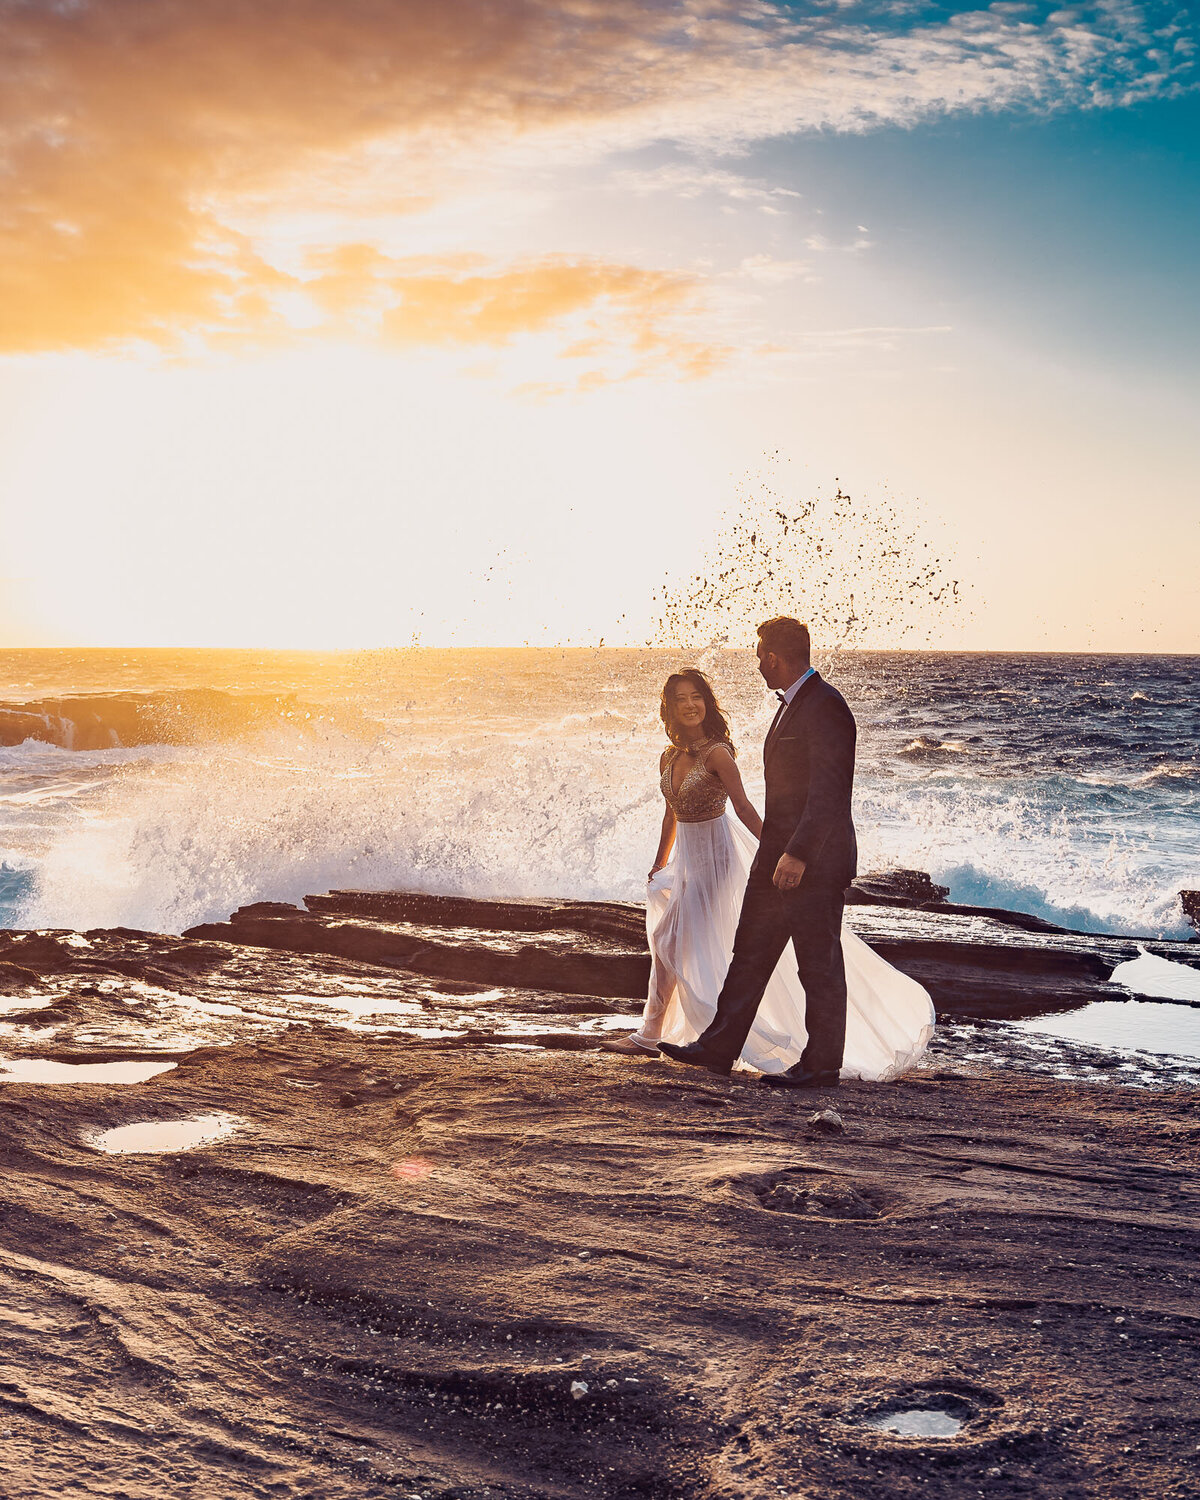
[657,1041,732,1077]
[761,1066,841,1090]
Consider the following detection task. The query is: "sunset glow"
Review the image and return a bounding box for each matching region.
[1,1,1196,649]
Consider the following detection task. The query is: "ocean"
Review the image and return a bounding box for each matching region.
[1,648,1197,943]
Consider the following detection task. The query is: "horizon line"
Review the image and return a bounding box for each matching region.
[0,644,1197,659]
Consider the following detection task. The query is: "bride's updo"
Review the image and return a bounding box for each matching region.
[660,669,735,752]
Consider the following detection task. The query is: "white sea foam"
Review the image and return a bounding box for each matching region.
[17,724,669,933]
[855,775,1196,938]
[13,710,1196,942]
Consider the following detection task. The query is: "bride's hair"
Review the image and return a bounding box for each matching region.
[660,669,735,752]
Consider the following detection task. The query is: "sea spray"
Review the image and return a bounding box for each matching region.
[651,462,963,654]
[16,703,675,934]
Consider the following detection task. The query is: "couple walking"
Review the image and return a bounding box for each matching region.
[606,616,934,1083]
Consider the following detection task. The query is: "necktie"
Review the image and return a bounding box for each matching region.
[775,690,787,703]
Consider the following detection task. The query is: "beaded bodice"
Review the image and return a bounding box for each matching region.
[661,741,728,823]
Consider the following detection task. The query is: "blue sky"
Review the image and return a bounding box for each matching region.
[756,88,1200,376]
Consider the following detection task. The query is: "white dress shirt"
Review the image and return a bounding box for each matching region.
[777,666,816,706]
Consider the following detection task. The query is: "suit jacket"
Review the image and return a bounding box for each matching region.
[754,671,858,890]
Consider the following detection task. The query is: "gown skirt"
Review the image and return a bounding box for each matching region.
[643,811,935,1079]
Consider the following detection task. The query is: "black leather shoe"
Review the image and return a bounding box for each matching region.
[657,1041,732,1076]
[761,1067,840,1089]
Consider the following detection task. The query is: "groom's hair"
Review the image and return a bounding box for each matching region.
[757,616,810,666]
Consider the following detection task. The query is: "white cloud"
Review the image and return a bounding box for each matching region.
[737,254,814,282]
[609,164,802,207]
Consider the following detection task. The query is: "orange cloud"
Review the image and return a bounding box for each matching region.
[0,0,1184,355]
[380,258,687,345]
[0,0,738,353]
[306,249,726,380]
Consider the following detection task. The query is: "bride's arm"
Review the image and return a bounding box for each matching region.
[706,744,763,839]
[650,750,677,878]
[650,804,677,879]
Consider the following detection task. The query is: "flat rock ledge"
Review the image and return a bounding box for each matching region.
[183,881,1200,1020]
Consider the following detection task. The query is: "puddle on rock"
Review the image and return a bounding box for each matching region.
[1013,998,1200,1059]
[1,1057,177,1085]
[863,1404,967,1438]
[88,1112,244,1155]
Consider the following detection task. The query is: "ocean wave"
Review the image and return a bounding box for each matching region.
[0,860,36,927]
[15,726,662,935]
[6,649,1200,942]
[931,865,1142,935]
[1135,762,1200,788]
[1128,692,1190,708]
[898,736,970,758]
[856,776,1199,940]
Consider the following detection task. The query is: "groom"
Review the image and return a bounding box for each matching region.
[660,616,857,1087]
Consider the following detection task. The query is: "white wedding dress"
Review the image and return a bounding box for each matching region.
[635,744,935,1079]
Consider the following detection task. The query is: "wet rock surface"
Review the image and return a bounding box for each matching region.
[0,886,1198,1497]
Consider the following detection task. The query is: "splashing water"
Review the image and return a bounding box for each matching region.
[652,461,963,653]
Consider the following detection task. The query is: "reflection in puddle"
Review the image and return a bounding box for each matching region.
[89,1112,244,1155]
[1,1057,176,1084]
[864,1407,965,1437]
[1013,998,1200,1059]
[1110,949,1200,1004]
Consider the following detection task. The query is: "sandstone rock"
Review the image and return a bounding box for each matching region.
[864,937,1117,1019]
[849,869,949,906]
[181,887,1147,1021]
[0,962,44,993]
[185,907,652,1001]
[808,1109,844,1134]
[306,889,646,945]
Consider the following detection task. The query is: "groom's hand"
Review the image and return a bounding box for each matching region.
[773,853,806,891]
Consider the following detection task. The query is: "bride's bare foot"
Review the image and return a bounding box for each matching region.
[598,1034,661,1056]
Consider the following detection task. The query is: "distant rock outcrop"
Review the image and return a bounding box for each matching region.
[0,690,370,749]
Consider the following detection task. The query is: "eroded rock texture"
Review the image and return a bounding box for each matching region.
[1,1037,1198,1499]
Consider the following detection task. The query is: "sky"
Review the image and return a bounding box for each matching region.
[0,0,1196,651]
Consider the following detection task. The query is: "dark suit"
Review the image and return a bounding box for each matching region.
[696,671,858,1073]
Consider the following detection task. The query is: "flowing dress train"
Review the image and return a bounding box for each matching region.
[637,745,934,1079]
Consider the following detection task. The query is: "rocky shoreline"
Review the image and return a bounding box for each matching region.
[0,877,1198,1499]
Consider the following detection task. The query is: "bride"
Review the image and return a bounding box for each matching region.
[604,668,933,1078]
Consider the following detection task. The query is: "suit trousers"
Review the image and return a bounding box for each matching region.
[697,872,848,1073]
